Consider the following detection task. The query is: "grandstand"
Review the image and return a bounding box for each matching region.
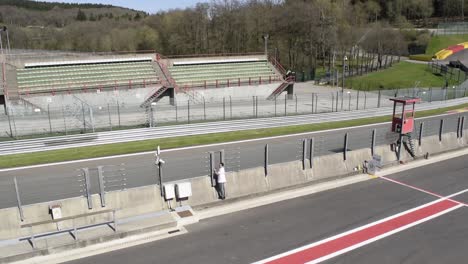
[167,57,281,88]
[2,52,293,114]
[15,57,160,95]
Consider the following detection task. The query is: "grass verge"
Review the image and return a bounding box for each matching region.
[426,34,468,56]
[1,103,467,169]
[346,62,459,90]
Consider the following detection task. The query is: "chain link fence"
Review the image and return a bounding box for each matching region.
[2,84,467,140]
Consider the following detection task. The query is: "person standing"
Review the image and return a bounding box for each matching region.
[216,162,226,200]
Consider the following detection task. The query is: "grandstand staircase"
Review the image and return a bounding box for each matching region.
[267,76,295,100]
[140,86,171,107]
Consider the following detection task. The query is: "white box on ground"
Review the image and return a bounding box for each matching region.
[164,184,175,200]
[176,182,192,199]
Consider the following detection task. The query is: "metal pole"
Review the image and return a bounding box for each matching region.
[336,92,339,112]
[14,177,24,221]
[344,133,348,160]
[117,100,121,128]
[203,96,206,121]
[229,96,232,119]
[83,168,93,209]
[331,93,335,112]
[47,104,52,134]
[81,102,86,133]
[377,89,381,108]
[461,116,465,138]
[252,96,255,117]
[107,103,112,131]
[439,119,444,142]
[187,100,190,124]
[295,94,298,114]
[256,96,259,118]
[419,122,424,146]
[371,129,376,156]
[209,152,216,187]
[175,103,178,122]
[98,166,106,207]
[264,144,269,176]
[356,90,360,110]
[274,96,277,117]
[223,97,226,121]
[302,139,307,170]
[311,93,314,114]
[62,104,67,135]
[348,93,351,111]
[457,117,461,138]
[315,94,318,113]
[284,93,287,116]
[158,163,164,197]
[309,138,314,169]
[364,91,367,109]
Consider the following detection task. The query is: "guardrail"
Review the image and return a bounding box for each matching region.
[0,97,467,156]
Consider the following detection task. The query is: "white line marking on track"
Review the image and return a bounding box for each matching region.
[253,189,467,264]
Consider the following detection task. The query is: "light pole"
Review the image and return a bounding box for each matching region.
[263,34,269,56]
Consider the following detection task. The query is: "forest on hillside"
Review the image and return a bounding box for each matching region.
[1,0,467,71]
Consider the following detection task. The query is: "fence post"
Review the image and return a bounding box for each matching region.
[429,87,433,102]
[256,96,259,118]
[377,89,381,108]
[311,93,314,114]
[83,168,93,210]
[344,133,348,161]
[364,91,367,109]
[331,93,335,112]
[461,116,465,138]
[419,122,424,146]
[220,149,225,164]
[158,163,164,197]
[47,104,52,134]
[274,97,277,117]
[348,92,351,111]
[14,177,24,221]
[336,92,339,112]
[62,104,68,135]
[81,102,86,133]
[209,152,216,187]
[116,100,121,128]
[309,138,314,169]
[264,144,269,176]
[107,103,112,131]
[229,96,233,119]
[98,166,106,207]
[187,100,190,124]
[284,93,287,116]
[175,103,178,122]
[223,97,226,121]
[295,94,298,114]
[371,129,376,156]
[252,96,255,117]
[302,139,307,170]
[315,94,318,113]
[203,97,206,121]
[439,119,444,142]
[356,90,360,110]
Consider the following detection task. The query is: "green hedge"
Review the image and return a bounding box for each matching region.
[409,54,433,62]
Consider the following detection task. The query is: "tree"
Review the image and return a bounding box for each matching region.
[76,9,87,21]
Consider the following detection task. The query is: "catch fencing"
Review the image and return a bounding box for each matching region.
[1,85,467,139]
[1,113,466,210]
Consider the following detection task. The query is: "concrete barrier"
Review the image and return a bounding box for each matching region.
[1,130,468,241]
[0,185,165,240]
